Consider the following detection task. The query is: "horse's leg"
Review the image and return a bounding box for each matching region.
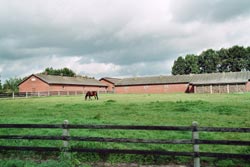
[96,94,98,100]
[85,95,87,100]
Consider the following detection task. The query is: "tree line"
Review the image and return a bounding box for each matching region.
[172,45,250,75]
[0,77,23,93]
[42,67,76,77]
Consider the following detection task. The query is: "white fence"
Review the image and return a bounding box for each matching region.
[0,90,114,99]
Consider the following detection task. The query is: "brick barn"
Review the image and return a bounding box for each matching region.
[190,72,250,93]
[99,77,121,93]
[102,71,250,94]
[114,75,191,94]
[18,74,107,94]
[19,72,250,94]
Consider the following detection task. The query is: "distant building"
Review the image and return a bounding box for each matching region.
[103,72,250,94]
[99,77,122,93]
[18,74,107,93]
[19,72,250,94]
[190,72,250,93]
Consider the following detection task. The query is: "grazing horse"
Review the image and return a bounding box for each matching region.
[85,91,98,100]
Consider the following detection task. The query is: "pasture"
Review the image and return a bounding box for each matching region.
[0,93,250,167]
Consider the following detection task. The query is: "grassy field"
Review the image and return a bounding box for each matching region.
[0,93,250,167]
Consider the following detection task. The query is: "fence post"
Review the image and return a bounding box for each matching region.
[62,120,70,158]
[12,92,15,99]
[63,120,70,147]
[192,121,200,167]
[26,92,28,98]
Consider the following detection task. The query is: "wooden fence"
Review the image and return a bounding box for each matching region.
[0,90,114,99]
[0,121,249,167]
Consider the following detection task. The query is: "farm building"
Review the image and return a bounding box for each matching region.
[18,74,107,94]
[105,71,250,94]
[99,77,122,93]
[114,75,191,94]
[190,72,250,93]
[19,72,250,94]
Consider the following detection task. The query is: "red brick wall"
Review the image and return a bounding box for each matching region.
[49,85,106,92]
[99,79,114,92]
[19,75,107,93]
[115,83,188,94]
[19,76,50,92]
[246,81,250,91]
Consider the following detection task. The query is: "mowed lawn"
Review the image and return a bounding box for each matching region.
[0,93,250,166]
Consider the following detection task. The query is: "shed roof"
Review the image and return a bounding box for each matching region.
[190,71,250,85]
[100,77,122,84]
[20,74,107,87]
[115,75,191,86]
[115,72,250,86]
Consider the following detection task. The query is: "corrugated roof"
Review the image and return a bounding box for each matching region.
[115,75,192,86]
[100,77,122,84]
[115,72,250,86]
[190,71,250,85]
[35,74,107,86]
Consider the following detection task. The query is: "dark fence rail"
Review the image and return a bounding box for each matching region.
[0,121,249,167]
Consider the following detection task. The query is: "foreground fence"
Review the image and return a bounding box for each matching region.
[0,121,249,167]
[0,90,114,99]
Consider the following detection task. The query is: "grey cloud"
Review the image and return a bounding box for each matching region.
[171,0,250,22]
[0,0,250,81]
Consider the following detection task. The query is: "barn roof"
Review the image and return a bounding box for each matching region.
[190,71,250,85]
[115,71,250,86]
[100,77,122,84]
[20,74,107,87]
[115,75,191,86]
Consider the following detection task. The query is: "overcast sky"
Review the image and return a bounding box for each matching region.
[1,0,250,81]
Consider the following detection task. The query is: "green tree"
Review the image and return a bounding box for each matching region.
[217,48,230,72]
[198,49,219,73]
[227,45,247,72]
[172,56,186,75]
[43,67,76,77]
[3,77,23,93]
[246,46,250,71]
[171,46,250,75]
[184,54,200,74]
[0,77,2,93]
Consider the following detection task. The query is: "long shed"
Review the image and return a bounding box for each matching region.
[18,74,107,93]
[114,75,191,94]
[109,71,250,94]
[190,72,250,93]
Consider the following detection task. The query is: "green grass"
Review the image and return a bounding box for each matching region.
[0,93,250,166]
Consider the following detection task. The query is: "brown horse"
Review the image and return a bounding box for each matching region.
[85,91,98,100]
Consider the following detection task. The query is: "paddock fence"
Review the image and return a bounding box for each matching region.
[0,90,114,99]
[0,121,249,167]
